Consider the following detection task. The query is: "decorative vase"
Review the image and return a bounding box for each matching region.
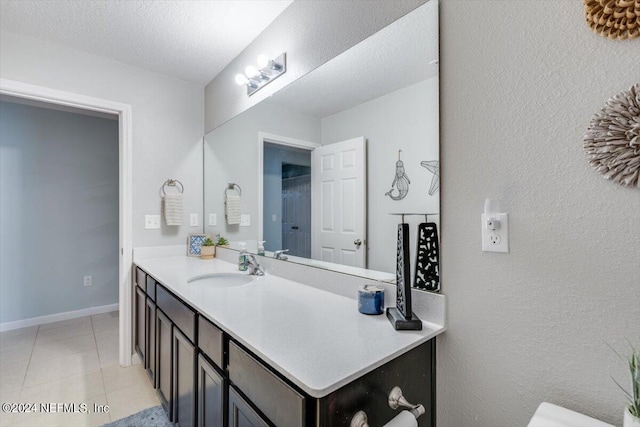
[200,246,215,259]
[624,408,640,427]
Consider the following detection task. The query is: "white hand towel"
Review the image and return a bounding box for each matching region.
[226,195,241,225]
[163,193,183,226]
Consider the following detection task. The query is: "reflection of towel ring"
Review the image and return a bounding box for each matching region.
[161,179,184,196]
[225,183,241,197]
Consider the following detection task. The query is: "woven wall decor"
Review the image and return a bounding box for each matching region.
[583,0,640,39]
[584,84,640,188]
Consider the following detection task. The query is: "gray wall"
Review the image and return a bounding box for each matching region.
[204,0,426,132]
[0,31,204,248]
[0,101,118,322]
[439,1,640,426]
[321,77,439,273]
[263,144,311,252]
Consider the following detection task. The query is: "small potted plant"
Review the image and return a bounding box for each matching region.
[216,236,229,246]
[200,237,216,259]
[611,342,639,427]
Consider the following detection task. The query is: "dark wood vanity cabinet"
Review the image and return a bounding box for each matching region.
[156,309,174,421]
[134,285,146,365]
[228,386,271,427]
[135,267,435,427]
[135,268,157,385]
[197,354,225,427]
[173,328,197,427]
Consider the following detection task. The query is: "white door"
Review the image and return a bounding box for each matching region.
[311,137,366,267]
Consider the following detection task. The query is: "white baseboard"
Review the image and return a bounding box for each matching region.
[0,303,120,332]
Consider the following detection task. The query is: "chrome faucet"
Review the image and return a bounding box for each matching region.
[240,252,264,276]
[273,249,289,261]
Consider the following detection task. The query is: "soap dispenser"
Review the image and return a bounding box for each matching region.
[257,241,266,256]
[238,242,248,271]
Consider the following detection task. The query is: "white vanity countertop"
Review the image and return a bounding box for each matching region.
[135,255,445,398]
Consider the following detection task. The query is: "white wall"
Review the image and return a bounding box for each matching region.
[439,1,640,426]
[321,77,439,273]
[0,31,204,248]
[204,102,320,243]
[204,0,426,132]
[0,101,118,322]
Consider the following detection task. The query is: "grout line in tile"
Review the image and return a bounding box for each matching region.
[18,325,39,393]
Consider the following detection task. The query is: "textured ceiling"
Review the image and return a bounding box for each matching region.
[0,0,292,85]
[267,1,438,119]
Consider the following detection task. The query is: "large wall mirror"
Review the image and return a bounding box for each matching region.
[204,1,439,290]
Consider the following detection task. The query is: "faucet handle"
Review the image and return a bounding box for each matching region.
[274,249,289,260]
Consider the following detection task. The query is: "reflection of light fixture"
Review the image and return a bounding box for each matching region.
[234,53,287,96]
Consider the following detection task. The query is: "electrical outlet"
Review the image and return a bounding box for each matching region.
[240,214,250,226]
[190,213,198,227]
[481,213,509,253]
[144,215,161,229]
[83,275,92,287]
[208,213,217,226]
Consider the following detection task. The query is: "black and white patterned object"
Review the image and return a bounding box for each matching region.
[395,223,412,318]
[414,222,440,292]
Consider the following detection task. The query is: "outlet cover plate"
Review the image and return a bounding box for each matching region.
[208,213,217,226]
[190,214,198,227]
[481,213,509,253]
[144,215,161,229]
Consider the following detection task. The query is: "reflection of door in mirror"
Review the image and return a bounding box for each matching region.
[311,136,366,268]
[281,166,311,258]
[262,137,366,268]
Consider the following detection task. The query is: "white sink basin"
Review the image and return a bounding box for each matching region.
[187,273,254,287]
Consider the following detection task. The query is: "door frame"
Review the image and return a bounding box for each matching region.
[0,78,134,367]
[257,132,319,243]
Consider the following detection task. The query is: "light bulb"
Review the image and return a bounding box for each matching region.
[245,66,259,79]
[257,54,270,68]
[235,74,248,86]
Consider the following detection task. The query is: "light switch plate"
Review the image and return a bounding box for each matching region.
[240,214,251,226]
[190,214,198,227]
[272,214,277,222]
[208,213,217,226]
[144,215,161,229]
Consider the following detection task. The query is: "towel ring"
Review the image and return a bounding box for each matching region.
[161,179,184,196]
[225,183,241,197]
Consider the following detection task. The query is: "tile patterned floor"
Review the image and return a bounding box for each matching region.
[0,312,159,427]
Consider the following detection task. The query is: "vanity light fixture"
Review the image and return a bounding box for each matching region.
[234,53,286,96]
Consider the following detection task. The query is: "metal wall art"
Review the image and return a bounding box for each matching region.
[584,83,640,189]
[420,160,440,195]
[583,0,640,40]
[385,150,410,201]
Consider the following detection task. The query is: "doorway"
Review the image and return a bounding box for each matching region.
[0,78,133,366]
[281,164,311,258]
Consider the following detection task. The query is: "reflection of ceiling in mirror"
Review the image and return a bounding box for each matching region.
[266,1,438,119]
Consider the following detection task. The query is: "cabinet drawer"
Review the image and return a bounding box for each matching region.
[228,341,305,427]
[145,275,156,301]
[156,285,196,343]
[136,267,146,289]
[198,316,224,369]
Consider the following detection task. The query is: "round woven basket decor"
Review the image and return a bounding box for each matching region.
[583,84,640,188]
[583,0,640,39]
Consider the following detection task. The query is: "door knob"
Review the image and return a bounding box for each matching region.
[354,239,362,247]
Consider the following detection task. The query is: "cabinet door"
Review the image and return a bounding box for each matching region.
[228,386,271,427]
[135,286,146,366]
[156,309,173,421]
[198,354,225,427]
[146,297,156,387]
[174,328,196,427]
